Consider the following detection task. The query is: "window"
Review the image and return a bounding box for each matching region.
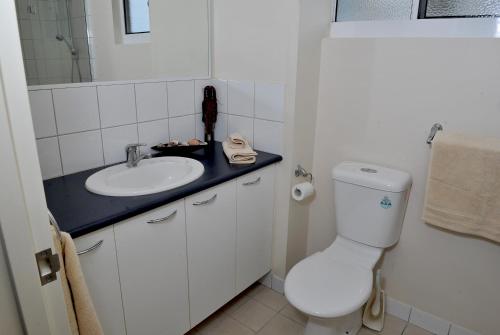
[123,0,150,34]
[419,0,500,19]
[335,0,413,22]
[334,0,500,22]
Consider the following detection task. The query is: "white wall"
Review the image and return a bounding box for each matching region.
[309,38,500,335]
[285,0,331,272]
[86,0,209,81]
[213,0,301,278]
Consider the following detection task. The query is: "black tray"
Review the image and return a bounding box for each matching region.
[151,143,208,155]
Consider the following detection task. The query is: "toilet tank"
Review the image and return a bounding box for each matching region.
[332,162,412,248]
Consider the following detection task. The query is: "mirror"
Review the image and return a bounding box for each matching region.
[15,0,210,86]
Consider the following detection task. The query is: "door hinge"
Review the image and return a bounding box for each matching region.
[35,248,60,286]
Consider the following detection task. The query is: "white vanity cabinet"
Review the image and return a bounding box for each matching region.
[185,181,237,327]
[235,165,275,293]
[114,200,190,335]
[74,227,126,335]
[76,164,277,334]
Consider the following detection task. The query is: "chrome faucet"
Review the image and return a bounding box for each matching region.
[126,143,151,168]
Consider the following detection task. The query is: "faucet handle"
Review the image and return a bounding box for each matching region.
[125,143,147,152]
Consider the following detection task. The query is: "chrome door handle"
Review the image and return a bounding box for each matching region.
[193,194,217,206]
[243,177,261,186]
[147,210,177,224]
[77,240,104,256]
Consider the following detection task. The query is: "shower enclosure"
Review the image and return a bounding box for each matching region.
[15,0,93,85]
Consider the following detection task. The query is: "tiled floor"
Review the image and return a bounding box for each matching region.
[186,283,434,335]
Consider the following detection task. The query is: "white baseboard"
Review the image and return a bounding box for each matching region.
[271,274,284,294]
[387,296,481,335]
[259,272,273,288]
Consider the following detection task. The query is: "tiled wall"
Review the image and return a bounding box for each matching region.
[30,79,285,180]
[16,0,93,85]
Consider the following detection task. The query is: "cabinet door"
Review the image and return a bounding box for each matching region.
[114,200,190,335]
[185,181,237,327]
[236,165,276,293]
[74,227,126,335]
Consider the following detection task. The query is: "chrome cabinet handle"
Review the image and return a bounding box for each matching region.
[193,194,217,206]
[77,240,104,256]
[147,210,177,224]
[243,177,261,186]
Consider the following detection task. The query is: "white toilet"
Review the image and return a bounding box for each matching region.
[285,162,412,335]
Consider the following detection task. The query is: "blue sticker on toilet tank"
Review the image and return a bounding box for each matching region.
[380,196,392,209]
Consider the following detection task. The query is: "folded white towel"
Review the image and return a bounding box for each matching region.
[222,138,257,165]
[228,133,248,149]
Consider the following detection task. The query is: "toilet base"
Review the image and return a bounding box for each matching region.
[304,309,362,335]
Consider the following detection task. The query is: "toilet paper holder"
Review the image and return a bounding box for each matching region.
[295,164,313,183]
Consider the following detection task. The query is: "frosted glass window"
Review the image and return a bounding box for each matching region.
[421,0,500,18]
[336,0,413,21]
[124,0,150,34]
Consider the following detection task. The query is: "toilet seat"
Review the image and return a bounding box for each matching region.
[285,252,373,319]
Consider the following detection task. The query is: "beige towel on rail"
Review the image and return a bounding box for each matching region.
[52,227,104,335]
[222,139,257,164]
[422,133,500,243]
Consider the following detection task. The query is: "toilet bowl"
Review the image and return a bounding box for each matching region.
[284,162,412,335]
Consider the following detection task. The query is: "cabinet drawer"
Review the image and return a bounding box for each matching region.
[185,181,237,327]
[236,164,276,293]
[114,200,190,335]
[75,227,126,335]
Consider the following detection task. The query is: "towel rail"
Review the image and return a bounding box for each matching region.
[48,210,63,243]
[427,123,443,144]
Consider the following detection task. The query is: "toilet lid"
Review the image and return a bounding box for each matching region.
[284,252,373,319]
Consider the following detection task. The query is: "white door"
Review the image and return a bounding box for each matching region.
[75,227,127,335]
[185,181,237,327]
[236,165,276,293]
[114,200,190,335]
[0,1,71,333]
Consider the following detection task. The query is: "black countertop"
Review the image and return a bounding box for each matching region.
[44,142,282,238]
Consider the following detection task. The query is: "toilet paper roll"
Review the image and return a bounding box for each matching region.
[292,182,314,202]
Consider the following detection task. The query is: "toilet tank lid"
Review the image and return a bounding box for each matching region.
[332,162,412,193]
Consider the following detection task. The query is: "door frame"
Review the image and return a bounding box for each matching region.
[0,0,71,334]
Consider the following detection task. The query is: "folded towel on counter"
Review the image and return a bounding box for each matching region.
[222,137,257,165]
[423,133,500,243]
[52,227,104,335]
[228,133,248,149]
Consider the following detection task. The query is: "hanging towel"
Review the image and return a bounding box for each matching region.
[52,227,104,335]
[222,137,257,165]
[423,133,500,243]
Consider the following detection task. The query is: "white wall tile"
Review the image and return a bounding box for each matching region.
[29,90,57,138]
[36,137,62,180]
[410,307,451,335]
[195,112,229,143]
[98,84,137,127]
[227,80,254,117]
[386,297,412,321]
[102,124,138,165]
[449,324,481,335]
[255,82,285,122]
[59,130,104,174]
[53,86,100,134]
[138,119,170,154]
[254,119,284,155]
[169,115,195,142]
[228,115,254,145]
[167,80,195,117]
[195,79,228,114]
[135,82,168,122]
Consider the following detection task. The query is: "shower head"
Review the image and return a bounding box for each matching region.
[55,34,78,56]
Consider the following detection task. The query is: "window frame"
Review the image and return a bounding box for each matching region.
[122,0,151,35]
[418,0,500,19]
[117,0,150,44]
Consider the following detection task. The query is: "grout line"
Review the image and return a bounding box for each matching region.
[132,84,140,143]
[94,85,106,165]
[48,89,65,175]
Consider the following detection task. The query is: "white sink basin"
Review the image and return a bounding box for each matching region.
[85,157,204,197]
